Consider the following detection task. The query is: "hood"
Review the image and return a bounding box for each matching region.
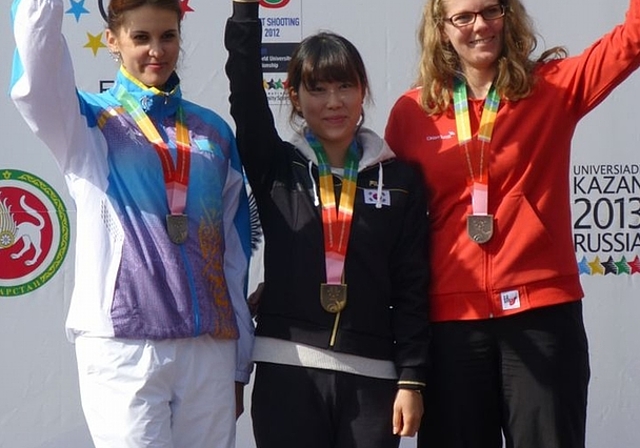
[289,126,396,172]
[290,126,395,210]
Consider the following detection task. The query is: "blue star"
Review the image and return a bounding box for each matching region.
[66,0,90,22]
[577,256,591,275]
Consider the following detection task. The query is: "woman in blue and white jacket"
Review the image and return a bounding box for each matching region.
[10,0,253,447]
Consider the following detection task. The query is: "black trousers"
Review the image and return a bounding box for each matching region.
[252,362,400,448]
[419,301,590,448]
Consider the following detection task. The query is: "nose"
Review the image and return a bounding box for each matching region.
[473,14,490,30]
[148,40,164,58]
[325,89,344,108]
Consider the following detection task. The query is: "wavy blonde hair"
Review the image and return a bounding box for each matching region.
[416,0,566,114]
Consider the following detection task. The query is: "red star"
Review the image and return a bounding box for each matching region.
[180,0,194,16]
[629,255,640,274]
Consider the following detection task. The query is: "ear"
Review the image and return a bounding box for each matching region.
[105,29,119,53]
[289,88,302,114]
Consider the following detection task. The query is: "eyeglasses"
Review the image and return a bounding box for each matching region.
[445,4,506,28]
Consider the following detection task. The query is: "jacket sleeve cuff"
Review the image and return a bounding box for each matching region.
[397,367,427,391]
[233,1,259,20]
[235,366,252,385]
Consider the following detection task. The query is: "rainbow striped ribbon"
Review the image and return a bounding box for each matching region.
[452,77,500,216]
[453,76,500,145]
[306,130,359,285]
[114,79,191,217]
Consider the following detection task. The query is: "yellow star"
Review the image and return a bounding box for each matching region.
[84,31,106,57]
[588,256,605,275]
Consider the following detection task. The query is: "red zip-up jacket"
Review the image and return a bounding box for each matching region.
[385,0,640,322]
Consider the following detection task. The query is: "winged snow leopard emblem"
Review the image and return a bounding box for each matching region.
[0,195,45,266]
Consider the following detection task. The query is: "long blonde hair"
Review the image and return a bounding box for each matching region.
[416,0,566,114]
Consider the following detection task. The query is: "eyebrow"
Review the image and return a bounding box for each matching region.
[128,28,179,34]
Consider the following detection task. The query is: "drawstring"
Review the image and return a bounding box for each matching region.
[308,160,320,206]
[309,159,383,208]
[376,162,383,209]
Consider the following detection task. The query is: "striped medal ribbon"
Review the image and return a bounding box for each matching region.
[453,76,500,244]
[114,75,191,245]
[306,130,359,314]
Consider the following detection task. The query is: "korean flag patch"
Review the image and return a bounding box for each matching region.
[363,189,391,207]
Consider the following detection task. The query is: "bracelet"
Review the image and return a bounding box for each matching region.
[402,388,422,395]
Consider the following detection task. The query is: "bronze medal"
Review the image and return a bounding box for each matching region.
[320,283,347,313]
[166,214,188,244]
[467,214,494,244]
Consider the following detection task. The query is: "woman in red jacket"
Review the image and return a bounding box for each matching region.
[386,0,640,447]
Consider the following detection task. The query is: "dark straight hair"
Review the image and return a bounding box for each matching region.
[286,32,370,121]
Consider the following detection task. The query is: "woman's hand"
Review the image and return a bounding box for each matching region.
[392,388,424,437]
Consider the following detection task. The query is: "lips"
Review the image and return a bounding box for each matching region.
[146,62,166,70]
[324,116,348,125]
[471,36,494,45]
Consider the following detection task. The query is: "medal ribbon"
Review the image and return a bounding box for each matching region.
[306,131,359,285]
[114,80,191,217]
[452,77,500,215]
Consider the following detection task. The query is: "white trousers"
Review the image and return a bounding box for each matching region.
[75,335,237,448]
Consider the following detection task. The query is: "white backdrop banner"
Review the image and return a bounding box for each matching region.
[0,1,638,447]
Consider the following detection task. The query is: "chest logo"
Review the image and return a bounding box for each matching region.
[363,189,391,207]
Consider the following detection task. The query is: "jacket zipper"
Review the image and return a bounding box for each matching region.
[180,245,201,335]
[485,247,494,318]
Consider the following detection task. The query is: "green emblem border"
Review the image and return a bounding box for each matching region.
[0,169,70,297]
[261,0,290,8]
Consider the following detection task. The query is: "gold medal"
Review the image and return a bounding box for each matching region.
[320,283,347,313]
[166,214,188,245]
[467,214,494,244]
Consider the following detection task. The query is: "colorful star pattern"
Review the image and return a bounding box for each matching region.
[602,257,618,275]
[579,255,640,275]
[84,32,106,56]
[615,257,631,275]
[180,0,195,16]
[578,257,591,275]
[588,256,605,275]
[263,78,287,90]
[65,0,90,22]
[68,0,195,57]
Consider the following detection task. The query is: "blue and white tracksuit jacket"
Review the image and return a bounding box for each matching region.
[10,0,254,382]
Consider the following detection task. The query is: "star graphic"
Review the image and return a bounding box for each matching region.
[577,256,591,275]
[602,256,618,275]
[629,255,640,274]
[267,79,277,89]
[84,31,106,56]
[275,79,284,89]
[180,0,195,16]
[65,0,90,22]
[614,256,631,275]
[587,256,605,275]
